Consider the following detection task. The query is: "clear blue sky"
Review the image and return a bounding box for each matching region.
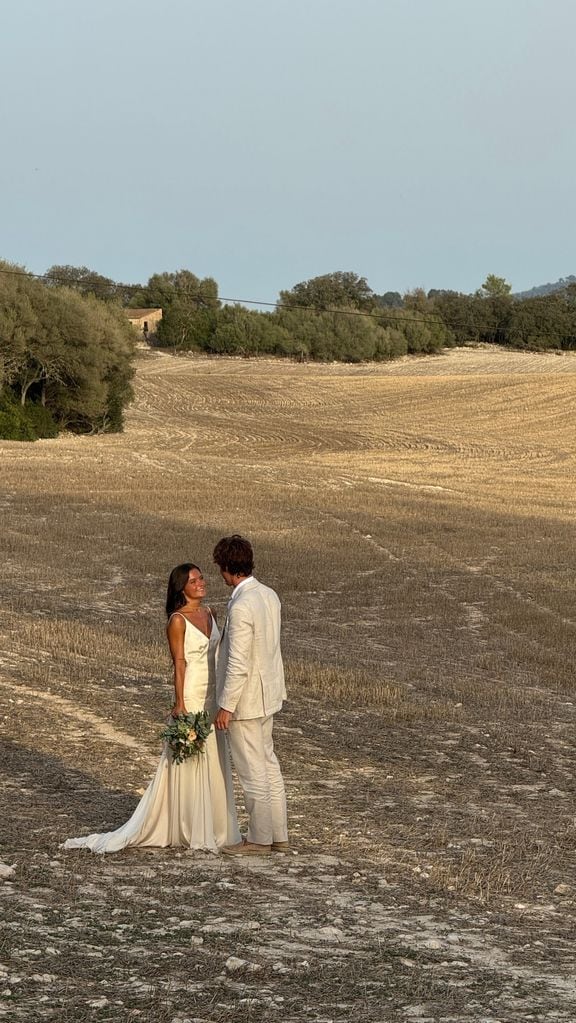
[1,0,575,302]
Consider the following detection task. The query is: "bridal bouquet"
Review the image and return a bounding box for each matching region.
[160,711,212,765]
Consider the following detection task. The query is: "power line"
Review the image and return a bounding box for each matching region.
[0,265,575,344]
[0,265,442,325]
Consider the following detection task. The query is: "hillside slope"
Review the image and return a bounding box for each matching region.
[1,347,575,1022]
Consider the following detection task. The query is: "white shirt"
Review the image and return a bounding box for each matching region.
[228,575,254,607]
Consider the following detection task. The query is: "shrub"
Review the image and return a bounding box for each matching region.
[0,392,37,440]
[24,401,59,438]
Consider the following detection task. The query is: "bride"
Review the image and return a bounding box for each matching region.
[62,563,241,853]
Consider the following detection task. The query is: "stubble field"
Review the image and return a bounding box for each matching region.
[1,346,575,1022]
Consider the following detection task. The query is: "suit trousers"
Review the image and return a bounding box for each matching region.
[227,715,288,845]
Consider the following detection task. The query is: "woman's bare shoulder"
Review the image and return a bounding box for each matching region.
[167,612,186,632]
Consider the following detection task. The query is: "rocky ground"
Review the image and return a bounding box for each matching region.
[1,676,575,1023]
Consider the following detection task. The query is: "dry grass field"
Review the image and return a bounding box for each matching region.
[1,346,575,1022]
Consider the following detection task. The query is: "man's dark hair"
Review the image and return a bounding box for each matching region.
[213,535,254,576]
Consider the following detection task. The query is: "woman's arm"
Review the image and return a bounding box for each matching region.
[166,615,187,717]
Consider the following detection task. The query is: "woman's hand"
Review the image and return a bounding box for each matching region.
[171,703,188,718]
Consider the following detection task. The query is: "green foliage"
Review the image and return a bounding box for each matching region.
[208,305,293,356]
[157,304,218,351]
[380,290,454,354]
[0,390,37,440]
[43,291,135,433]
[160,712,212,765]
[132,269,221,352]
[375,291,404,309]
[476,274,512,299]
[132,270,219,314]
[44,264,131,303]
[4,255,575,414]
[150,269,454,363]
[23,401,59,438]
[428,290,484,344]
[0,260,135,440]
[279,271,375,311]
[0,390,57,440]
[430,278,576,350]
[507,286,576,350]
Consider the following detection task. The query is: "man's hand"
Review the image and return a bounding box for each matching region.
[215,708,233,731]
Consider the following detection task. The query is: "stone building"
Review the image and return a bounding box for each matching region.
[124,308,163,343]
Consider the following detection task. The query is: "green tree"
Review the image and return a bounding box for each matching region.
[476,274,512,299]
[14,284,70,407]
[158,303,218,351]
[0,263,135,439]
[0,261,39,390]
[474,275,513,344]
[428,290,483,344]
[508,287,576,350]
[207,305,293,356]
[375,291,404,308]
[133,270,219,312]
[279,271,375,311]
[45,264,132,303]
[135,270,220,352]
[276,305,395,362]
[379,289,454,353]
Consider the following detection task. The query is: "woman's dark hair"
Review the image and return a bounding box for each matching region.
[213,534,254,576]
[166,562,201,617]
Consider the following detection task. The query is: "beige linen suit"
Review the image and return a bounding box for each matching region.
[216,577,288,845]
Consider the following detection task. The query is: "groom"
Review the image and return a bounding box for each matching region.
[213,534,288,856]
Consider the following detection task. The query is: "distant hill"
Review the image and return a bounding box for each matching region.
[514,275,576,300]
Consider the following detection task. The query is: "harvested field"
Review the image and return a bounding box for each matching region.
[1,346,575,1022]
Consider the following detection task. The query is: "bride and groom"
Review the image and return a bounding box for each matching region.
[63,535,288,856]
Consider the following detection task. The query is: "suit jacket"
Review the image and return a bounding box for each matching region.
[216,577,286,719]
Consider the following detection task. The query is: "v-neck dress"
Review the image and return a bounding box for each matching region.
[62,614,241,853]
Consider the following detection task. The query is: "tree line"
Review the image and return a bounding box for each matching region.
[50,263,576,358]
[428,274,576,351]
[2,260,575,441]
[128,268,450,360]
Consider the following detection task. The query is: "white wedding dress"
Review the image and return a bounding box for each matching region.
[62,614,241,854]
